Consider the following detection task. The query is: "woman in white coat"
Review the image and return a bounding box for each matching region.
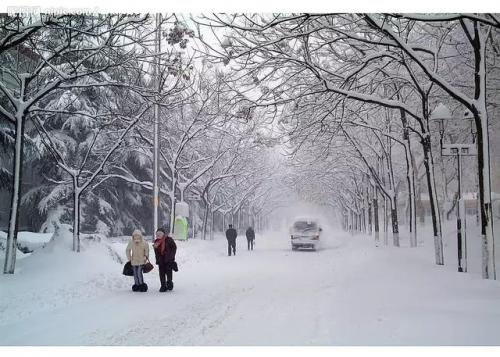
[126,229,149,292]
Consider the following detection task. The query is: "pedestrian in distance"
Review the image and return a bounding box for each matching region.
[126,229,150,292]
[153,226,177,292]
[225,224,237,256]
[246,226,255,250]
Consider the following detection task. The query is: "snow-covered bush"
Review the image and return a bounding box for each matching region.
[0,231,53,254]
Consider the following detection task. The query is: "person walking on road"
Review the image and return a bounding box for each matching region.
[153,226,177,292]
[225,224,237,256]
[246,226,255,250]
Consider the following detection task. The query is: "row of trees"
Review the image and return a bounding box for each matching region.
[2,13,499,280]
[198,13,500,279]
[0,13,280,274]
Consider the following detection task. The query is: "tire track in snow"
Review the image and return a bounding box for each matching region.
[82,285,254,345]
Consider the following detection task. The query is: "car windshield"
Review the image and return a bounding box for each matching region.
[293,221,318,233]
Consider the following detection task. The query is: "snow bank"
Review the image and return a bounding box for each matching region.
[0,225,130,328]
[0,230,53,254]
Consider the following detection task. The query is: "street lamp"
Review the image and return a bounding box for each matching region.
[430,103,477,273]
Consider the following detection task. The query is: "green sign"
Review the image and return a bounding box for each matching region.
[174,216,188,241]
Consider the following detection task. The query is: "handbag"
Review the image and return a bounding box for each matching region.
[171,261,179,272]
[143,258,154,273]
[122,261,133,276]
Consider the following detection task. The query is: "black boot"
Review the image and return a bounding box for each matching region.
[132,284,139,292]
[139,283,148,292]
[159,285,167,292]
[166,281,174,291]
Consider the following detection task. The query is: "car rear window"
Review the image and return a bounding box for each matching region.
[293,221,318,232]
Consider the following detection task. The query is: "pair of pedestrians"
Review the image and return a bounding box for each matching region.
[125,226,177,293]
[225,225,256,256]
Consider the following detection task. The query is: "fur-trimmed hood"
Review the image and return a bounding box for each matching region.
[126,229,149,266]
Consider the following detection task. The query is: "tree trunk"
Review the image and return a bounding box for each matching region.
[383,195,388,246]
[368,200,372,235]
[475,160,480,227]
[192,207,196,239]
[210,210,215,240]
[422,136,444,265]
[202,205,209,240]
[400,121,418,247]
[169,190,176,235]
[380,156,389,246]
[365,176,372,235]
[417,187,425,224]
[73,178,81,252]
[169,171,177,233]
[387,138,400,247]
[438,137,450,222]
[408,147,417,247]
[472,25,496,279]
[349,209,353,234]
[367,181,373,235]
[412,153,425,225]
[361,207,366,234]
[391,205,400,247]
[373,186,380,244]
[474,107,496,279]
[3,109,26,274]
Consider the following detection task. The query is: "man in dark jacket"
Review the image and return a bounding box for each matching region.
[245,226,255,250]
[225,224,237,256]
[153,226,177,292]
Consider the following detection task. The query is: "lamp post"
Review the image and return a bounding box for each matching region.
[153,13,162,236]
[430,104,477,273]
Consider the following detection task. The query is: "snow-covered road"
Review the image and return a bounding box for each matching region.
[1,225,500,345]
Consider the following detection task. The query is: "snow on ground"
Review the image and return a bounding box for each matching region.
[0,231,53,254]
[1,221,500,346]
